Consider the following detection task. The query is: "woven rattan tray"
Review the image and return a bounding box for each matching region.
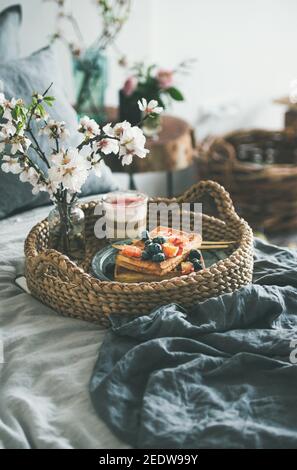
[25,180,254,326]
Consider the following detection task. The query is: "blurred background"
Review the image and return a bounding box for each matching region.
[2,0,296,130]
[0,0,297,207]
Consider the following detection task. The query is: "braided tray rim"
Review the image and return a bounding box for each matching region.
[24,180,254,326]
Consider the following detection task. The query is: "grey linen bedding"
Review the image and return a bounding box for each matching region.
[2,202,297,450]
[0,202,127,449]
[90,240,297,449]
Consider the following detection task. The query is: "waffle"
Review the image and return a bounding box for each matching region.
[114,265,183,283]
[115,226,202,277]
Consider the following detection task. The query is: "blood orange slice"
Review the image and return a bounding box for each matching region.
[162,243,179,258]
[122,245,142,258]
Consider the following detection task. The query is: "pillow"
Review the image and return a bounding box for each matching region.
[0,4,22,62]
[0,46,117,219]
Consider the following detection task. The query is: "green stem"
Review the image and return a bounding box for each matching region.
[27,129,50,168]
[57,197,71,255]
[25,82,54,169]
[55,137,60,154]
[16,152,47,184]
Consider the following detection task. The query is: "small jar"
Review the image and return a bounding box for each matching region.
[101,191,148,241]
[48,202,86,261]
[142,114,162,139]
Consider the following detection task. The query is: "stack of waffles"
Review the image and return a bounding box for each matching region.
[114,226,204,283]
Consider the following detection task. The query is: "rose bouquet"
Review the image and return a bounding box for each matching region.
[0,84,159,259]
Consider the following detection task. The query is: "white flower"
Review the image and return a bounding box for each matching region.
[0,121,17,140]
[1,155,22,174]
[0,97,22,121]
[39,119,70,140]
[92,138,119,155]
[50,149,73,167]
[92,156,104,177]
[78,116,100,139]
[29,179,50,196]
[1,98,14,121]
[51,148,91,170]
[119,126,149,166]
[10,135,31,155]
[48,148,91,193]
[103,121,131,139]
[19,166,45,195]
[137,98,163,115]
[36,181,56,198]
[0,121,17,153]
[32,185,42,195]
[19,166,39,185]
[48,165,89,193]
[121,154,133,166]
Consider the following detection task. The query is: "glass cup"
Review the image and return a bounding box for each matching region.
[102,191,148,241]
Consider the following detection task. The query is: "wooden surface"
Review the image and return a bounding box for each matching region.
[104,107,196,173]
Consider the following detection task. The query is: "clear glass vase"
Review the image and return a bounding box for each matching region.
[73,39,108,124]
[142,113,162,139]
[48,201,86,261]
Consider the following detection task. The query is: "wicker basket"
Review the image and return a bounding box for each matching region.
[24,180,253,327]
[197,129,297,232]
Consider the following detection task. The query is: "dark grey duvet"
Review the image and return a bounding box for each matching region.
[90,240,297,449]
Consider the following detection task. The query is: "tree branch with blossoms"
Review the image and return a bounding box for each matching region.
[45,0,131,57]
[0,85,162,206]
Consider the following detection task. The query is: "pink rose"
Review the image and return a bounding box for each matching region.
[157,69,174,89]
[122,76,138,96]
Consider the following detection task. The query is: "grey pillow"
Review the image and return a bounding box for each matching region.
[0,46,117,219]
[0,4,22,62]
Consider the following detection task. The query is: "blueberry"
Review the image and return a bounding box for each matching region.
[141,251,151,260]
[192,259,203,271]
[189,249,201,261]
[152,236,167,245]
[145,239,153,247]
[141,230,150,241]
[147,243,162,255]
[152,253,166,262]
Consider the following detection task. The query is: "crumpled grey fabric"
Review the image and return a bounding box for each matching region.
[0,4,22,62]
[90,239,297,449]
[0,203,127,449]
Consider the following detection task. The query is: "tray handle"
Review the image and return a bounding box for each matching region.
[198,136,237,163]
[25,221,90,284]
[177,180,240,224]
[26,249,88,285]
